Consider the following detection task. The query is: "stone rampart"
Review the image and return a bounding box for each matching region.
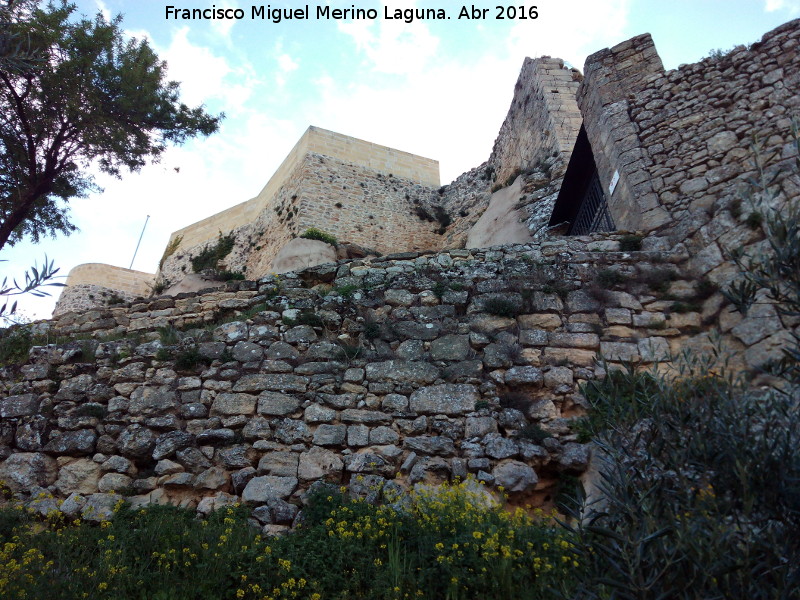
[4,234,788,523]
[580,19,799,252]
[164,126,440,256]
[54,265,156,317]
[156,129,444,287]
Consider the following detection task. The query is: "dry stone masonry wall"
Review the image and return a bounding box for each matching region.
[2,236,769,525]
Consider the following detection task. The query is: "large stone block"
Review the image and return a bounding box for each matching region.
[257,392,302,416]
[298,447,343,481]
[0,452,58,493]
[0,394,39,418]
[365,360,440,384]
[242,476,298,503]
[492,460,538,492]
[409,384,479,415]
[128,386,178,415]
[211,393,257,416]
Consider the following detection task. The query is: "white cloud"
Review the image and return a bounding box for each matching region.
[94,0,110,21]
[337,0,440,74]
[275,52,299,87]
[507,0,632,69]
[765,0,800,12]
[209,0,240,40]
[156,27,255,113]
[278,53,299,73]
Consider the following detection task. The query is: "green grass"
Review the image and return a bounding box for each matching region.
[300,228,338,247]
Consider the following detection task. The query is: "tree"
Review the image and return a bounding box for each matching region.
[0,0,221,250]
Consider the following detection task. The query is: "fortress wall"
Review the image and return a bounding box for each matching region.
[64,264,155,295]
[577,33,667,232]
[6,236,770,516]
[54,265,156,317]
[301,127,440,188]
[439,58,583,249]
[160,150,442,284]
[580,19,800,245]
[488,57,583,190]
[294,153,443,255]
[164,127,441,257]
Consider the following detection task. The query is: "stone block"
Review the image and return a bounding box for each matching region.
[211,393,257,416]
[409,384,480,415]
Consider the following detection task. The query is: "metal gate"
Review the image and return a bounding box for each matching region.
[568,170,615,235]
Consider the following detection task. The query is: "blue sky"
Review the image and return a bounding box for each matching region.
[3,0,799,321]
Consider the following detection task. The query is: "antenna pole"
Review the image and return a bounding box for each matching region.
[129,215,150,270]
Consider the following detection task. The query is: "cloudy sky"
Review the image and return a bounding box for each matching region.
[3,0,799,321]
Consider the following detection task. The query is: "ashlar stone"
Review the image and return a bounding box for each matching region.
[298,447,343,481]
[258,392,302,416]
[313,424,347,446]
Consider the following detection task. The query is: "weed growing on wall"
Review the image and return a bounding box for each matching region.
[723,118,800,382]
[300,228,338,247]
[191,231,236,273]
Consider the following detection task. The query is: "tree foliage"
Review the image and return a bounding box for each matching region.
[0,0,221,249]
[0,254,62,321]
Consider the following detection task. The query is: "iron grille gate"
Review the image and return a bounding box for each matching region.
[568,170,615,235]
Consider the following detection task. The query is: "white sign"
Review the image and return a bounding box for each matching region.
[609,170,620,196]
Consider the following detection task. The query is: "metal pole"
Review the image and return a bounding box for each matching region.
[129,215,150,270]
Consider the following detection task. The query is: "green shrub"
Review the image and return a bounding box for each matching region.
[300,227,338,247]
[483,297,520,317]
[362,319,381,340]
[217,270,245,281]
[174,347,211,371]
[154,347,173,362]
[191,231,236,273]
[745,211,763,229]
[158,235,183,270]
[618,234,643,252]
[335,283,359,299]
[596,268,626,289]
[517,424,552,444]
[0,481,578,600]
[565,361,800,599]
[297,311,323,328]
[432,280,447,298]
[157,326,180,345]
[0,326,32,366]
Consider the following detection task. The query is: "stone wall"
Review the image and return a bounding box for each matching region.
[438,57,583,249]
[165,126,441,255]
[488,57,582,188]
[580,20,799,250]
[54,265,156,317]
[575,20,800,364]
[158,155,444,287]
[6,234,783,523]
